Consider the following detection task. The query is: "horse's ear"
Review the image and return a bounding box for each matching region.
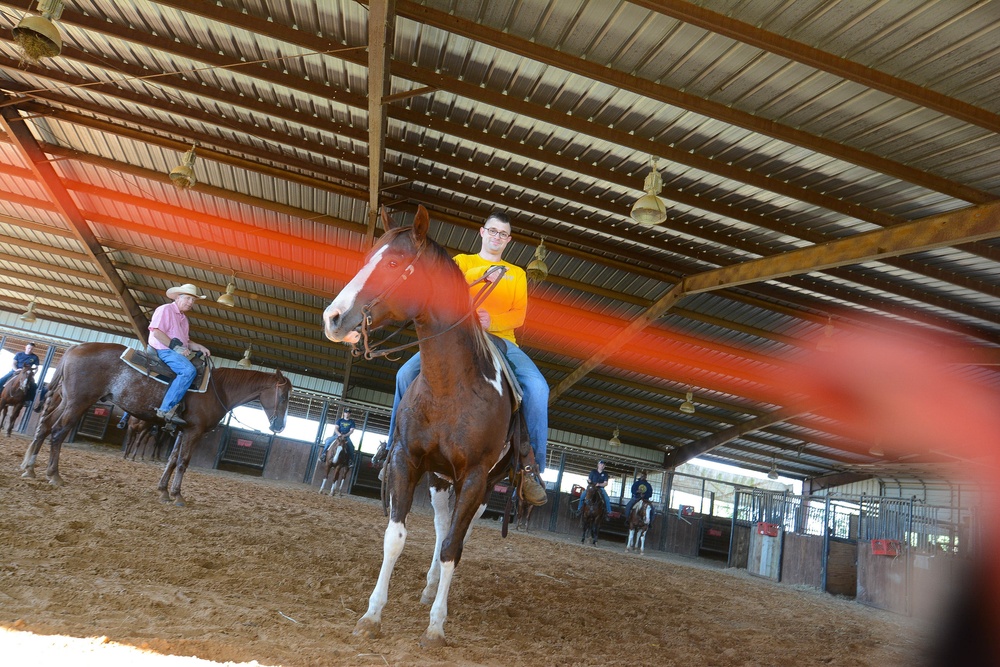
[412,205,429,244]
[379,206,399,231]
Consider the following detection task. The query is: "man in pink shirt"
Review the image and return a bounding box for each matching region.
[148,283,212,425]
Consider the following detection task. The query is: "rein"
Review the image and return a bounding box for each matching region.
[356,260,507,361]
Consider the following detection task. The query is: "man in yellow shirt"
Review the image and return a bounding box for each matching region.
[386,211,549,505]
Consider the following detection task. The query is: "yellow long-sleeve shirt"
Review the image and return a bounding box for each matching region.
[454,253,527,345]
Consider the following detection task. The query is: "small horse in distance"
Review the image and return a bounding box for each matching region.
[0,365,36,437]
[514,494,536,531]
[626,499,653,554]
[580,482,606,545]
[317,434,352,496]
[122,416,173,462]
[323,205,534,647]
[20,342,291,505]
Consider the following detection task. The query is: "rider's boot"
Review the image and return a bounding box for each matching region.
[519,464,548,507]
[156,405,187,426]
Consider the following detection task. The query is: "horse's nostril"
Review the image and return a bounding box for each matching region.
[326,309,342,328]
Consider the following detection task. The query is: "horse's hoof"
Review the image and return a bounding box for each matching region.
[173,495,186,507]
[20,468,35,479]
[419,631,448,649]
[47,476,63,487]
[419,590,435,605]
[353,617,381,639]
[158,490,172,503]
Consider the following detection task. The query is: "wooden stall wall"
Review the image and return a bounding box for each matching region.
[661,513,701,557]
[729,524,751,569]
[780,532,824,589]
[265,437,312,483]
[748,527,782,581]
[826,539,857,598]
[857,545,908,614]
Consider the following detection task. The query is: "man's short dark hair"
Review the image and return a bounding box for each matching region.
[484,211,510,227]
[26,342,35,347]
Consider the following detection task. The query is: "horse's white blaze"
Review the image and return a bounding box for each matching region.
[484,355,503,396]
[361,519,407,624]
[324,245,389,339]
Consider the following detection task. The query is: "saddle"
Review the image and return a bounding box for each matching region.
[119,346,211,393]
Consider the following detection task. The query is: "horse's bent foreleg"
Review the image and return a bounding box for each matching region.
[421,471,488,647]
[421,484,455,605]
[168,438,195,506]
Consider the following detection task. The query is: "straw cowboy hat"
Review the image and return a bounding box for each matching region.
[166,283,206,300]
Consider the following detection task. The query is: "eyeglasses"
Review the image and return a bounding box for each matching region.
[484,227,510,240]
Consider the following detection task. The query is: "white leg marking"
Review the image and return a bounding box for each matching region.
[463,503,488,546]
[426,560,455,643]
[360,519,407,626]
[421,486,455,604]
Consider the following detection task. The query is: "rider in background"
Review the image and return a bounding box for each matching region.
[623,471,654,523]
[579,460,612,515]
[148,283,212,426]
[322,407,356,463]
[0,341,39,389]
[386,211,549,506]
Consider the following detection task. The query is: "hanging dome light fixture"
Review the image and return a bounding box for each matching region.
[20,298,38,323]
[217,277,237,307]
[630,157,667,225]
[237,347,253,369]
[608,426,622,447]
[169,145,198,189]
[13,0,64,63]
[679,390,696,415]
[525,238,549,282]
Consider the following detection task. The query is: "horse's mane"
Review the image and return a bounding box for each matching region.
[380,227,494,372]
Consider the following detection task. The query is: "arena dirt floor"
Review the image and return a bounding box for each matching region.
[0,435,931,666]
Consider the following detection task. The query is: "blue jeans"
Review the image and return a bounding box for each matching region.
[579,487,612,515]
[387,341,549,472]
[156,348,196,412]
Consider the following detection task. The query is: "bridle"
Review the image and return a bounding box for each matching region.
[355,237,507,361]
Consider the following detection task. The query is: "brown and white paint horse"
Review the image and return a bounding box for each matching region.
[317,434,352,496]
[626,499,653,554]
[323,205,530,647]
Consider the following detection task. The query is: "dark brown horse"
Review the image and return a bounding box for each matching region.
[317,434,352,496]
[19,342,291,505]
[0,365,36,437]
[626,499,653,553]
[580,482,606,545]
[122,416,172,462]
[323,205,531,647]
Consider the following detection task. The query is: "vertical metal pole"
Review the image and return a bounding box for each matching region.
[548,451,566,532]
[305,400,332,484]
[347,410,371,492]
[821,495,831,593]
[700,477,706,514]
[727,490,741,568]
[658,471,674,551]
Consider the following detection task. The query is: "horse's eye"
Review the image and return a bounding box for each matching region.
[387,260,399,269]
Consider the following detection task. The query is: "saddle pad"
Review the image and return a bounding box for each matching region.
[120,347,211,393]
[485,336,523,412]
